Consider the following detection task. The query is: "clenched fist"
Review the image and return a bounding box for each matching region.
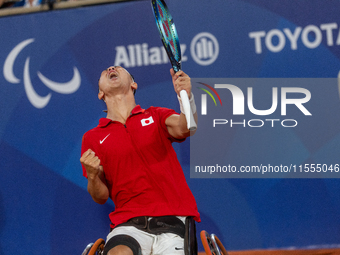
[80,149,103,179]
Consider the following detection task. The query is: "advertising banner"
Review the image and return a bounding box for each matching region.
[0,1,340,254]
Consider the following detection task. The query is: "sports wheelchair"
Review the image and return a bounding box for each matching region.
[200,230,229,255]
[81,230,228,255]
[81,238,105,255]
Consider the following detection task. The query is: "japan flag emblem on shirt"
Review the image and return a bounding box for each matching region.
[141,116,154,126]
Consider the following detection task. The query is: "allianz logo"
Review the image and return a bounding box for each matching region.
[114,32,219,68]
[3,33,218,109]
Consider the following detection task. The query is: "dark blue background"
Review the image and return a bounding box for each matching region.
[0,0,340,253]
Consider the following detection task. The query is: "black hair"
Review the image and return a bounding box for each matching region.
[130,73,136,95]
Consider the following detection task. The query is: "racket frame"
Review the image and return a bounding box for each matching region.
[151,0,197,131]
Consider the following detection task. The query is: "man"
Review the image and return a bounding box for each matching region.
[80,66,200,255]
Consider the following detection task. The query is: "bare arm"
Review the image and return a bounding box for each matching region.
[80,149,109,204]
[166,69,198,139]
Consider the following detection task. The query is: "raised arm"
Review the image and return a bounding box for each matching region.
[166,69,198,139]
[80,149,109,204]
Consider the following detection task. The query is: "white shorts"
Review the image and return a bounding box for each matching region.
[105,217,186,255]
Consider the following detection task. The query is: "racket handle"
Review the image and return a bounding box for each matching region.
[180,90,197,131]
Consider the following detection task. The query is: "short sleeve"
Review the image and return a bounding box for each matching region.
[154,107,186,143]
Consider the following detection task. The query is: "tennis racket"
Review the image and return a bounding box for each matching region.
[151,0,197,131]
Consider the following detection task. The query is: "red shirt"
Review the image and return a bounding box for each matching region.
[81,105,200,227]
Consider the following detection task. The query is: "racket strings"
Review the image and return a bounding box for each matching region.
[153,0,181,69]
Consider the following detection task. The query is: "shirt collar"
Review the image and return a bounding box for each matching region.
[131,105,145,115]
[98,105,145,127]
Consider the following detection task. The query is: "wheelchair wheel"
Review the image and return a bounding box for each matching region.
[83,238,105,255]
[200,231,228,255]
[211,234,228,255]
[81,243,94,255]
[200,230,216,255]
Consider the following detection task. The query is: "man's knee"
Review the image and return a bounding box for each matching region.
[107,245,133,255]
[103,234,141,255]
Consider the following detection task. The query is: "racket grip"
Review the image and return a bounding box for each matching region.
[179,90,197,131]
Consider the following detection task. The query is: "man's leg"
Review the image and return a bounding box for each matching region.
[152,233,185,255]
[103,226,153,255]
[107,245,133,255]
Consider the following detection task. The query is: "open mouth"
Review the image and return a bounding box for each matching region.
[109,71,118,80]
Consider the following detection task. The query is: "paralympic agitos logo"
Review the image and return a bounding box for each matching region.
[3,38,81,109]
[196,81,312,128]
